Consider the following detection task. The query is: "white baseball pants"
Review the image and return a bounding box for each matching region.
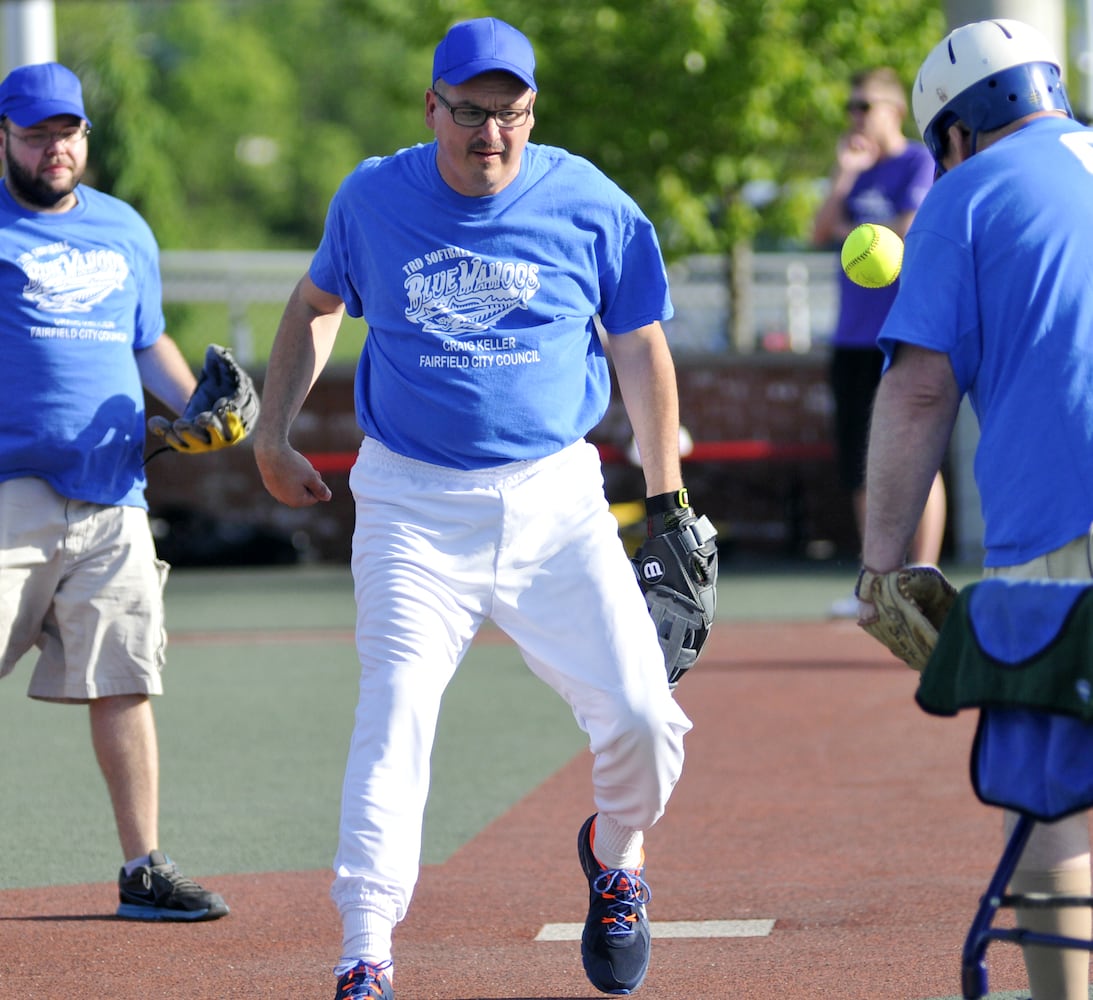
[331,437,692,939]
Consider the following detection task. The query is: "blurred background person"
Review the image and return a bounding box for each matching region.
[812,67,946,616]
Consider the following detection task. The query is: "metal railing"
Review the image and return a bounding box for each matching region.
[161,250,312,364]
[161,249,842,363]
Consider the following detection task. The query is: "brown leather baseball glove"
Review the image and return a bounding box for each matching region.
[856,565,958,671]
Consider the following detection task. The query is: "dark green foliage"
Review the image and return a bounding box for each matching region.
[56,0,947,256]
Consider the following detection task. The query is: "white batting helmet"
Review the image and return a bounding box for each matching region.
[912,18,1072,162]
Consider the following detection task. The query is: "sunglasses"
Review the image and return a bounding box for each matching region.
[845,99,875,114]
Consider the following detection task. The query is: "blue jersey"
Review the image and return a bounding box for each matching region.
[0,182,166,507]
[310,141,673,470]
[878,117,1093,566]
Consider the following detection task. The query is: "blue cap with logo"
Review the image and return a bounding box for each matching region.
[432,17,537,92]
[0,62,90,128]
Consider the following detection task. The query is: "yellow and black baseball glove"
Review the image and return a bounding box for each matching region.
[148,344,260,454]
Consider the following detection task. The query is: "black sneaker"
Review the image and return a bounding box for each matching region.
[577,814,652,994]
[116,850,229,921]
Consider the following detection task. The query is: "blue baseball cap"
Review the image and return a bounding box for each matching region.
[433,17,537,92]
[0,62,90,128]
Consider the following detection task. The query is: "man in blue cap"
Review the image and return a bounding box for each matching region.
[255,16,707,1000]
[0,61,250,922]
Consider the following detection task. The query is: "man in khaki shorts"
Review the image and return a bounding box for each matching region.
[0,62,254,919]
[857,20,1093,1000]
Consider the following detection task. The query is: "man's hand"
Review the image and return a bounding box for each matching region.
[856,565,957,671]
[836,131,880,174]
[254,441,332,508]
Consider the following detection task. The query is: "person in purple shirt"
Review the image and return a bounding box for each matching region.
[812,67,947,616]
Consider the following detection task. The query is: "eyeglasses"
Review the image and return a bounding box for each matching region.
[845,99,875,114]
[4,124,90,149]
[431,89,531,129]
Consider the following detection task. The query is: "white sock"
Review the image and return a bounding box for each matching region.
[592,814,644,871]
[123,855,151,876]
[336,908,394,977]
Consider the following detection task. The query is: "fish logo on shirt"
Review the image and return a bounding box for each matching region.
[404,250,540,335]
[18,243,129,313]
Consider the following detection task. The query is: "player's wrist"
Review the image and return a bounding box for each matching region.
[854,564,905,599]
[644,488,690,516]
[644,489,693,537]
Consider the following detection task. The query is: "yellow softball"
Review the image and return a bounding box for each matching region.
[840,222,904,288]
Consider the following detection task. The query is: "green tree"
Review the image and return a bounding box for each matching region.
[334,0,947,254]
[53,0,443,358]
[55,3,186,241]
[56,0,946,256]
[56,0,432,248]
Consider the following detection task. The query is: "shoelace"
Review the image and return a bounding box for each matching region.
[338,960,393,999]
[151,863,206,894]
[593,868,652,936]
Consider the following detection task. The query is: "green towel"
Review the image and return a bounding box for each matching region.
[916,578,1093,721]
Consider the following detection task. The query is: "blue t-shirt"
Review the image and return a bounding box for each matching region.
[310,141,673,470]
[0,182,166,507]
[830,141,934,349]
[877,117,1093,566]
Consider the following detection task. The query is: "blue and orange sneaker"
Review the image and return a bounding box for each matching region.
[577,814,652,995]
[335,959,394,999]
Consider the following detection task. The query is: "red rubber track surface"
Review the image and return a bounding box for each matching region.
[0,621,1025,999]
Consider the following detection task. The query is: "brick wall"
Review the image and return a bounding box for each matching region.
[597,355,855,559]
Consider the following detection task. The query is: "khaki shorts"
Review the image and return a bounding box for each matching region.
[983,526,1093,582]
[0,477,168,703]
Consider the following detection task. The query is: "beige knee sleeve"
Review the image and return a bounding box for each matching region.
[1010,866,1091,1000]
[1006,811,1090,1000]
